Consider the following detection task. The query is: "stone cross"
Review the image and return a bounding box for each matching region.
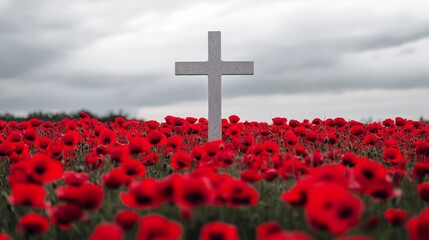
[175,31,254,141]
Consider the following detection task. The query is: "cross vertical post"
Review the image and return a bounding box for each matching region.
[175,31,254,141]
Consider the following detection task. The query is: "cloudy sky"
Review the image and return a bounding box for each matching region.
[1,0,428,122]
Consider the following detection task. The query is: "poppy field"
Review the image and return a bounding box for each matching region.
[1,113,429,240]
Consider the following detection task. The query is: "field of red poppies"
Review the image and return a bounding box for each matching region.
[0,113,429,240]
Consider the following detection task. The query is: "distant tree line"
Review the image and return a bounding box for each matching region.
[0,109,134,122]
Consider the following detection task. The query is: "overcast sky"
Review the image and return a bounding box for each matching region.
[1,0,428,122]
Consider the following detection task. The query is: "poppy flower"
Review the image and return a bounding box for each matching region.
[146,120,160,130]
[281,178,312,207]
[137,214,182,240]
[341,152,357,167]
[263,168,278,182]
[85,152,105,170]
[241,169,262,182]
[174,175,214,208]
[200,222,239,240]
[382,148,404,165]
[109,144,129,164]
[147,129,167,146]
[120,178,162,209]
[384,208,408,227]
[89,223,124,240]
[35,136,52,151]
[8,183,46,208]
[63,171,88,186]
[61,130,82,148]
[140,151,160,166]
[350,125,365,136]
[305,182,363,235]
[99,128,117,145]
[115,210,139,230]
[47,204,85,230]
[217,179,259,207]
[128,137,150,155]
[272,117,287,126]
[257,221,283,240]
[25,153,63,184]
[56,183,104,210]
[417,183,429,202]
[17,213,50,235]
[353,158,387,189]
[102,168,129,189]
[0,140,15,156]
[23,128,38,142]
[165,135,183,152]
[204,140,224,157]
[407,208,429,240]
[7,131,23,142]
[170,151,193,171]
[414,140,429,156]
[28,118,43,128]
[0,234,11,240]
[120,159,146,179]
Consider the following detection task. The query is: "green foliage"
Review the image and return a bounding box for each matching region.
[0,109,133,122]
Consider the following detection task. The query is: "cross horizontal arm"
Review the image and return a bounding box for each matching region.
[221,61,254,75]
[175,62,209,75]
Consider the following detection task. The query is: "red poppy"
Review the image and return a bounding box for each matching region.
[140,151,160,166]
[136,214,182,240]
[89,223,123,240]
[0,140,15,156]
[128,136,150,155]
[384,208,408,227]
[305,130,318,142]
[56,183,104,210]
[341,152,357,167]
[200,222,239,240]
[47,204,85,230]
[417,183,429,202]
[8,183,46,208]
[61,130,82,148]
[102,168,129,189]
[147,129,167,146]
[165,135,183,151]
[109,144,129,164]
[7,131,23,142]
[48,140,64,160]
[174,175,214,208]
[0,234,11,240]
[414,140,429,156]
[23,128,38,142]
[85,152,105,170]
[241,169,262,182]
[35,136,52,151]
[170,151,193,171]
[63,171,88,186]
[26,153,63,184]
[120,159,146,179]
[382,148,404,165]
[272,117,287,126]
[305,182,363,235]
[28,118,43,128]
[115,210,139,230]
[217,179,259,207]
[350,125,365,136]
[281,178,312,207]
[256,221,283,240]
[120,178,162,209]
[407,208,429,240]
[146,120,160,130]
[98,128,117,145]
[17,213,50,235]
